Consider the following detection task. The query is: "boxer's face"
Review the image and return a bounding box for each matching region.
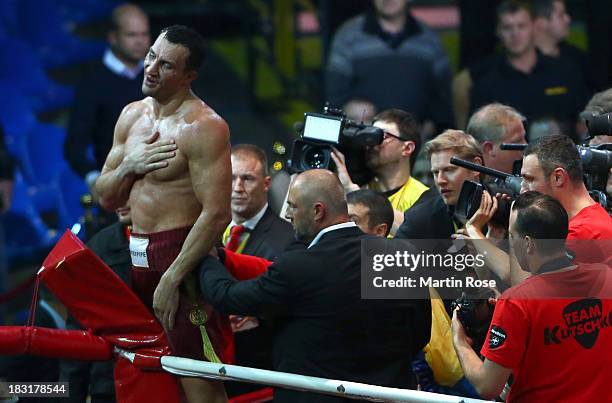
[143,35,196,100]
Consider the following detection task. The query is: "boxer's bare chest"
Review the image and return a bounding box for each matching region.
[126,112,190,182]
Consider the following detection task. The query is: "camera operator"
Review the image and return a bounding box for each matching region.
[452,191,612,401]
[331,109,430,236]
[462,135,612,286]
[466,103,526,175]
[582,88,612,200]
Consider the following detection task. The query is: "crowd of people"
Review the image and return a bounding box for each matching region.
[2,1,612,402]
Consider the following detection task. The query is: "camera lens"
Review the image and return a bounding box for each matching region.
[302,146,330,169]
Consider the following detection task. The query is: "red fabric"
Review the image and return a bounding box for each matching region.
[481,263,612,403]
[223,249,271,280]
[226,225,247,252]
[114,357,180,403]
[40,232,170,353]
[130,227,234,364]
[567,203,612,264]
[40,231,181,403]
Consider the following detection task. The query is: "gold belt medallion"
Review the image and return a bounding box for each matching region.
[189,307,208,326]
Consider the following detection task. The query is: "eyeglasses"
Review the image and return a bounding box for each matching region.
[383,131,405,142]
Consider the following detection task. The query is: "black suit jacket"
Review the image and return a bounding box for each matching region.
[242,207,293,261]
[59,222,131,402]
[395,194,455,240]
[201,225,431,403]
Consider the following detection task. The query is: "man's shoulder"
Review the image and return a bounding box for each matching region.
[117,99,151,128]
[537,50,583,78]
[179,99,230,139]
[275,228,363,267]
[559,42,586,60]
[259,207,292,231]
[405,192,445,216]
[334,14,367,39]
[569,203,612,240]
[409,17,443,47]
[77,59,111,79]
[469,53,505,82]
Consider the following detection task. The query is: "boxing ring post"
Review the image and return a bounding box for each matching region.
[116,350,487,403]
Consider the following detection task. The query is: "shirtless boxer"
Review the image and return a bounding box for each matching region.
[96,25,231,402]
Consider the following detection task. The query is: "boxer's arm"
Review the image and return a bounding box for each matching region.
[154,114,231,330]
[96,102,177,211]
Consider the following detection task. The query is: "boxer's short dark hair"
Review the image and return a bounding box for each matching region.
[160,25,206,72]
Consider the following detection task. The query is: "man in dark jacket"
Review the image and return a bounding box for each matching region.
[201,169,431,402]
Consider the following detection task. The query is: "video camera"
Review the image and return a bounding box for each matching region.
[504,142,611,206]
[288,104,384,185]
[455,135,612,225]
[584,112,612,138]
[451,157,522,228]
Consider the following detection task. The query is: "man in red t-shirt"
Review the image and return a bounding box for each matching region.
[520,135,612,264]
[461,135,611,286]
[452,192,612,401]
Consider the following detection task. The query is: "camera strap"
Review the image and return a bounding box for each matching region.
[536,256,574,275]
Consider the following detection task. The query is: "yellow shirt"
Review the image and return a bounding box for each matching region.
[368,176,429,213]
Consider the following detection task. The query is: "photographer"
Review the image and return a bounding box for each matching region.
[331,109,430,236]
[452,191,612,401]
[396,130,482,240]
[582,88,612,200]
[464,135,612,286]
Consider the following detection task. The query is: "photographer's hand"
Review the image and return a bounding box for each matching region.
[331,147,360,193]
[451,306,473,347]
[465,191,498,235]
[452,307,512,399]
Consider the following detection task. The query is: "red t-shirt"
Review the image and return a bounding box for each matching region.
[567,203,612,264]
[481,263,612,403]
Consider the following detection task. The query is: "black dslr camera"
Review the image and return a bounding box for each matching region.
[451,288,496,353]
[288,104,384,185]
[452,158,522,229]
